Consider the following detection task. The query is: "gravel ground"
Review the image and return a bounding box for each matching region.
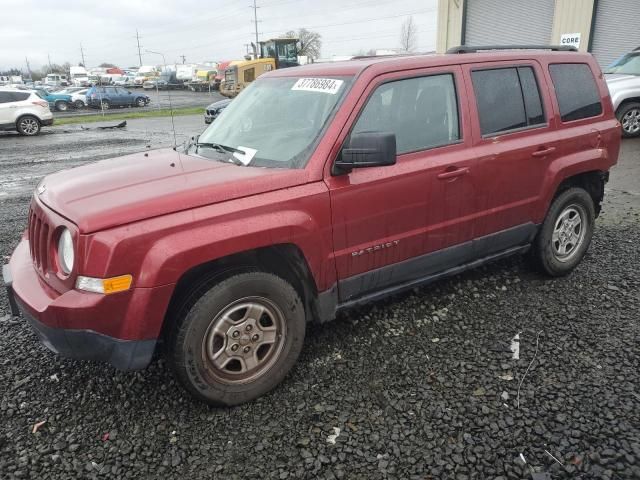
[0,123,639,479]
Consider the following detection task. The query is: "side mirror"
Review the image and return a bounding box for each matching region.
[333,132,396,175]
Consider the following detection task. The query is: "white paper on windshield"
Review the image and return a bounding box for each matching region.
[292,78,344,95]
[233,146,258,166]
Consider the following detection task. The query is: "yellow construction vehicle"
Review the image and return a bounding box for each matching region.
[220,38,299,98]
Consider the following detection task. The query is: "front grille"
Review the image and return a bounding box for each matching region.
[28,203,52,275]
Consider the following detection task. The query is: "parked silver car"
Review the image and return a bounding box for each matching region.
[605,48,640,137]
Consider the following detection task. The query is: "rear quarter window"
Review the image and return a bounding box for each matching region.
[9,92,30,102]
[549,63,602,122]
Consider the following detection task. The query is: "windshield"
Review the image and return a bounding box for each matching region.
[196,76,351,168]
[605,52,640,75]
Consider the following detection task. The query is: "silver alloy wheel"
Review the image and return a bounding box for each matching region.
[202,297,286,384]
[56,102,68,111]
[622,108,640,134]
[551,204,587,262]
[136,97,145,107]
[19,117,39,135]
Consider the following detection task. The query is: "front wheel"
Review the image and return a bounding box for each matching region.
[136,97,146,107]
[74,100,85,109]
[616,102,640,138]
[532,187,595,276]
[100,100,110,110]
[168,271,306,406]
[16,115,41,136]
[55,101,69,112]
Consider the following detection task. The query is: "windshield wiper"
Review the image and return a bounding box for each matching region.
[197,142,242,154]
[195,142,246,165]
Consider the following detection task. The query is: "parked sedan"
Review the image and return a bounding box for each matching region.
[34,88,73,112]
[605,48,640,137]
[204,98,231,124]
[86,86,150,109]
[58,88,89,108]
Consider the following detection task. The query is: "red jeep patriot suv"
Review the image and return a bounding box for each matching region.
[4,46,620,406]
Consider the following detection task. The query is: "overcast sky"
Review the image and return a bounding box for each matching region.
[1,0,437,71]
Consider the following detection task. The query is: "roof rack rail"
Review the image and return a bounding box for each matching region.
[446,45,578,54]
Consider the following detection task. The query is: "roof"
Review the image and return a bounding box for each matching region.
[268,49,594,78]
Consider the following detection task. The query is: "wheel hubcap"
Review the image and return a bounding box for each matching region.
[551,204,586,262]
[21,119,38,134]
[622,108,640,134]
[202,297,285,384]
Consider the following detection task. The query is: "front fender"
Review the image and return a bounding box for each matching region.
[82,182,335,294]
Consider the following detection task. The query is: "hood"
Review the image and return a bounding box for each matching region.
[605,73,640,88]
[207,99,232,110]
[38,148,311,233]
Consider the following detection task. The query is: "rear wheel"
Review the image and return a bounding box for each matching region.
[617,102,640,138]
[532,187,595,276]
[16,116,41,136]
[168,271,306,406]
[55,101,69,112]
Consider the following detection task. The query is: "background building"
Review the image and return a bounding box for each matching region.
[437,0,640,67]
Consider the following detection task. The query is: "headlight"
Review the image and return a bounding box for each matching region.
[57,228,74,274]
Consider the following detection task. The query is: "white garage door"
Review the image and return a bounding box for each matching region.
[590,0,640,67]
[464,0,555,46]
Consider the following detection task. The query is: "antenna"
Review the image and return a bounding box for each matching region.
[135,30,143,66]
[146,49,177,148]
[180,54,186,64]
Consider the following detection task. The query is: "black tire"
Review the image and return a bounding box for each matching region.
[74,100,85,109]
[616,102,640,138]
[16,115,41,136]
[168,271,306,406]
[532,187,595,277]
[55,101,69,112]
[136,97,146,107]
[100,100,110,110]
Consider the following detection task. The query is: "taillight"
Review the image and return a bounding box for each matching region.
[32,101,48,108]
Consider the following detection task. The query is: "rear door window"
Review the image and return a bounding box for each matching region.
[471,66,546,136]
[352,73,461,154]
[549,63,602,122]
[0,92,12,103]
[9,92,30,102]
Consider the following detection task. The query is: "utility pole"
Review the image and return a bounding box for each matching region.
[47,53,53,73]
[135,29,143,66]
[25,57,32,80]
[251,0,260,53]
[80,44,86,66]
[179,55,186,64]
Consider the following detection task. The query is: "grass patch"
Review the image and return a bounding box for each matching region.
[54,106,204,125]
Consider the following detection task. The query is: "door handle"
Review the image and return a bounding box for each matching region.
[437,167,469,180]
[531,146,556,157]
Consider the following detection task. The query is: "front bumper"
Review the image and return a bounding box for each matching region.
[41,118,54,126]
[3,238,171,371]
